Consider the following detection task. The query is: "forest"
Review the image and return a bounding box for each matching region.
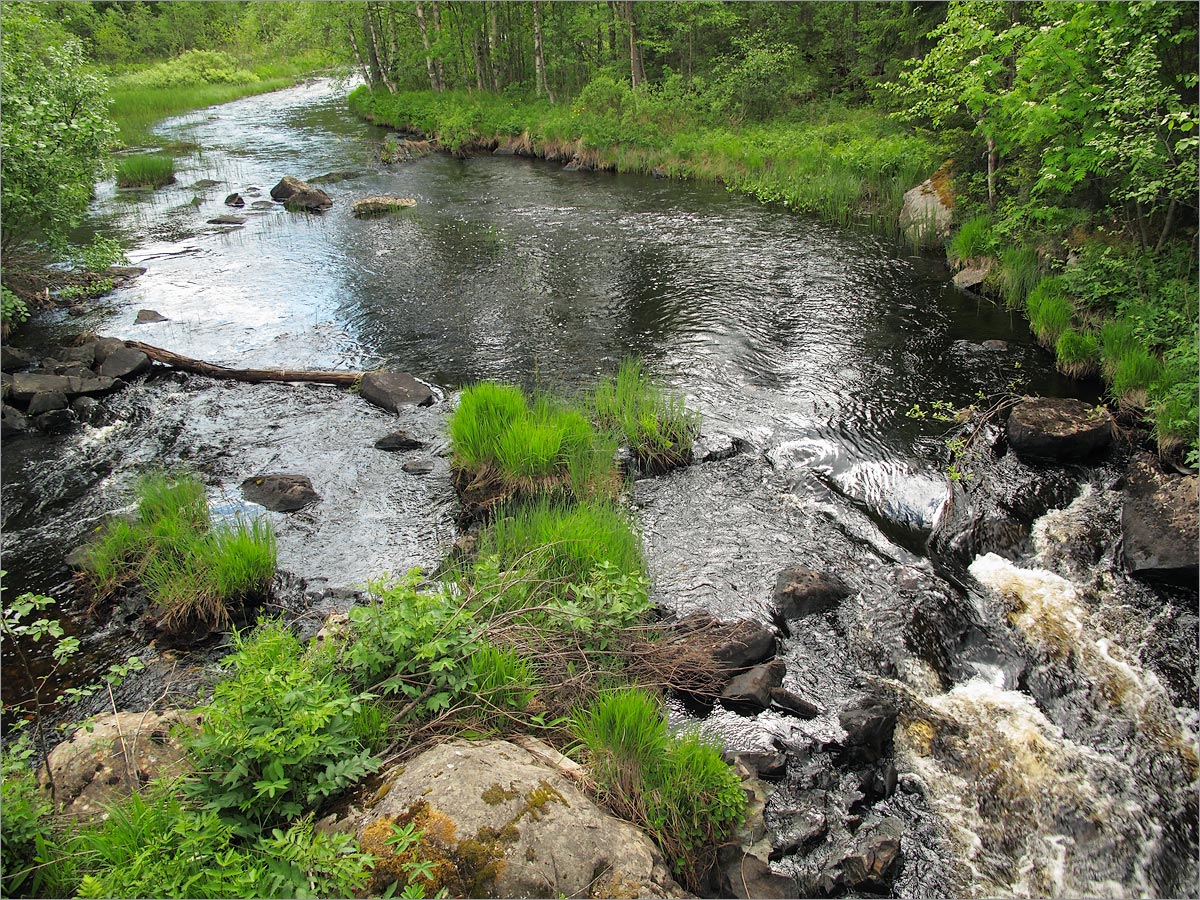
[1,3,1198,900]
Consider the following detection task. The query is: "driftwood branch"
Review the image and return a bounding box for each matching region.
[123,341,363,387]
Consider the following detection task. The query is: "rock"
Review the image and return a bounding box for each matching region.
[34,409,75,434]
[652,167,668,179]
[270,176,332,212]
[402,459,435,475]
[224,192,245,207]
[251,200,276,210]
[837,695,897,765]
[837,816,904,891]
[314,611,351,645]
[98,346,152,380]
[135,309,169,324]
[358,740,684,898]
[563,159,591,172]
[982,339,1008,351]
[7,373,117,404]
[1122,453,1199,581]
[718,850,797,899]
[1,346,37,372]
[2,403,29,436]
[720,661,786,713]
[352,196,417,217]
[726,749,787,781]
[1007,396,1114,461]
[57,344,97,368]
[92,337,128,366]
[773,567,850,619]
[39,710,202,820]
[71,395,102,425]
[108,265,147,286]
[241,474,320,512]
[375,429,425,452]
[769,687,822,719]
[207,215,246,226]
[694,431,749,463]
[952,259,994,290]
[308,171,364,184]
[26,391,68,415]
[189,179,223,190]
[899,164,954,247]
[359,371,434,412]
[673,614,778,672]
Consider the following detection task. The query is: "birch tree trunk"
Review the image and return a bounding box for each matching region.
[533,0,554,103]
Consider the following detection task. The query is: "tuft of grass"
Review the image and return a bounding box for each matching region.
[79,473,275,634]
[570,687,744,891]
[476,497,645,587]
[114,154,176,188]
[591,359,700,473]
[1110,348,1164,409]
[948,215,996,264]
[1100,319,1140,377]
[1001,246,1043,308]
[1025,277,1074,347]
[1054,328,1100,378]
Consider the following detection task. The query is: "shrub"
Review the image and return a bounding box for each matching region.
[1,740,77,897]
[591,359,700,472]
[570,688,744,890]
[1054,328,1100,378]
[182,620,380,832]
[74,790,371,899]
[1152,337,1199,461]
[80,473,276,633]
[115,153,176,188]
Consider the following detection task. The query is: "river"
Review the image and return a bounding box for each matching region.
[2,78,1195,898]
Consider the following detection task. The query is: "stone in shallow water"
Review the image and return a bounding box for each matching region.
[359,371,434,412]
[720,660,786,712]
[207,215,246,226]
[135,309,169,324]
[352,196,417,217]
[26,391,68,415]
[1007,396,1113,461]
[98,346,151,380]
[402,459,435,475]
[375,429,425,451]
[1122,452,1198,582]
[241,473,320,512]
[773,566,851,619]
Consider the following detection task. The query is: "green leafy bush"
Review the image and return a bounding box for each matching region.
[74,789,371,899]
[120,49,257,88]
[80,473,275,633]
[1,740,77,897]
[115,153,176,188]
[1,285,29,332]
[571,688,744,890]
[182,621,380,832]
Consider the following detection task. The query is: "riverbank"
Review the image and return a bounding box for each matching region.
[348,85,938,237]
[108,49,340,147]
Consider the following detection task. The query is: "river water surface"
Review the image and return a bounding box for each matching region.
[2,79,1195,898]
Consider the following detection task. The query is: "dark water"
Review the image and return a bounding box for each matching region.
[3,79,1194,898]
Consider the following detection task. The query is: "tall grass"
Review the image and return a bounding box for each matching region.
[948,216,995,264]
[1054,328,1100,378]
[1000,246,1042,308]
[114,154,176,188]
[80,473,276,633]
[1025,277,1074,347]
[591,359,700,472]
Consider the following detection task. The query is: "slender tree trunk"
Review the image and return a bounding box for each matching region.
[415,1,441,91]
[533,0,553,102]
[488,1,502,91]
[608,1,618,65]
[345,17,371,85]
[365,3,396,93]
[1134,200,1152,249]
[984,129,997,209]
[625,0,645,88]
[432,1,446,92]
[1155,199,1178,253]
[360,7,384,87]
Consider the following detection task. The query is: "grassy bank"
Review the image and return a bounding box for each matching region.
[107,49,337,147]
[949,217,1198,463]
[349,84,938,236]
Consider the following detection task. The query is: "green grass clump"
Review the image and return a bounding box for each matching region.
[1000,246,1043,309]
[571,688,744,890]
[948,215,996,264]
[1110,347,1164,408]
[1054,328,1100,378]
[1025,277,1074,347]
[80,473,276,634]
[475,498,645,586]
[114,153,176,188]
[592,359,700,473]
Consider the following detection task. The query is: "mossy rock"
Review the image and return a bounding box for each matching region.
[353,196,418,218]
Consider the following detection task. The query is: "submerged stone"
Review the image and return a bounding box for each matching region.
[241,473,320,512]
[374,429,425,451]
[773,566,851,619]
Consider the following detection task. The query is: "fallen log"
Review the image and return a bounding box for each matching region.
[121,340,363,387]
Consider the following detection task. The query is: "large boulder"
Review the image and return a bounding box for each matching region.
[357,739,684,898]
[899,165,954,247]
[270,176,332,212]
[772,567,850,619]
[1122,453,1199,581]
[6,373,117,405]
[98,346,152,380]
[1007,397,1113,462]
[1,345,37,373]
[38,710,202,820]
[720,660,786,713]
[2,403,29,436]
[359,371,435,412]
[241,474,320,512]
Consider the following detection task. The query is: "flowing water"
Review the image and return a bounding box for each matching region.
[2,79,1195,897]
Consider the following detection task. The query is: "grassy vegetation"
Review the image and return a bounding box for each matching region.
[349,85,938,236]
[81,473,276,634]
[107,49,335,147]
[570,687,745,891]
[114,153,176,188]
[592,359,700,473]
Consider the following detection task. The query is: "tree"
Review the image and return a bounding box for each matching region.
[1,3,117,255]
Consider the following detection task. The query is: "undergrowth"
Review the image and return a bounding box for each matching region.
[114,153,175,188]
